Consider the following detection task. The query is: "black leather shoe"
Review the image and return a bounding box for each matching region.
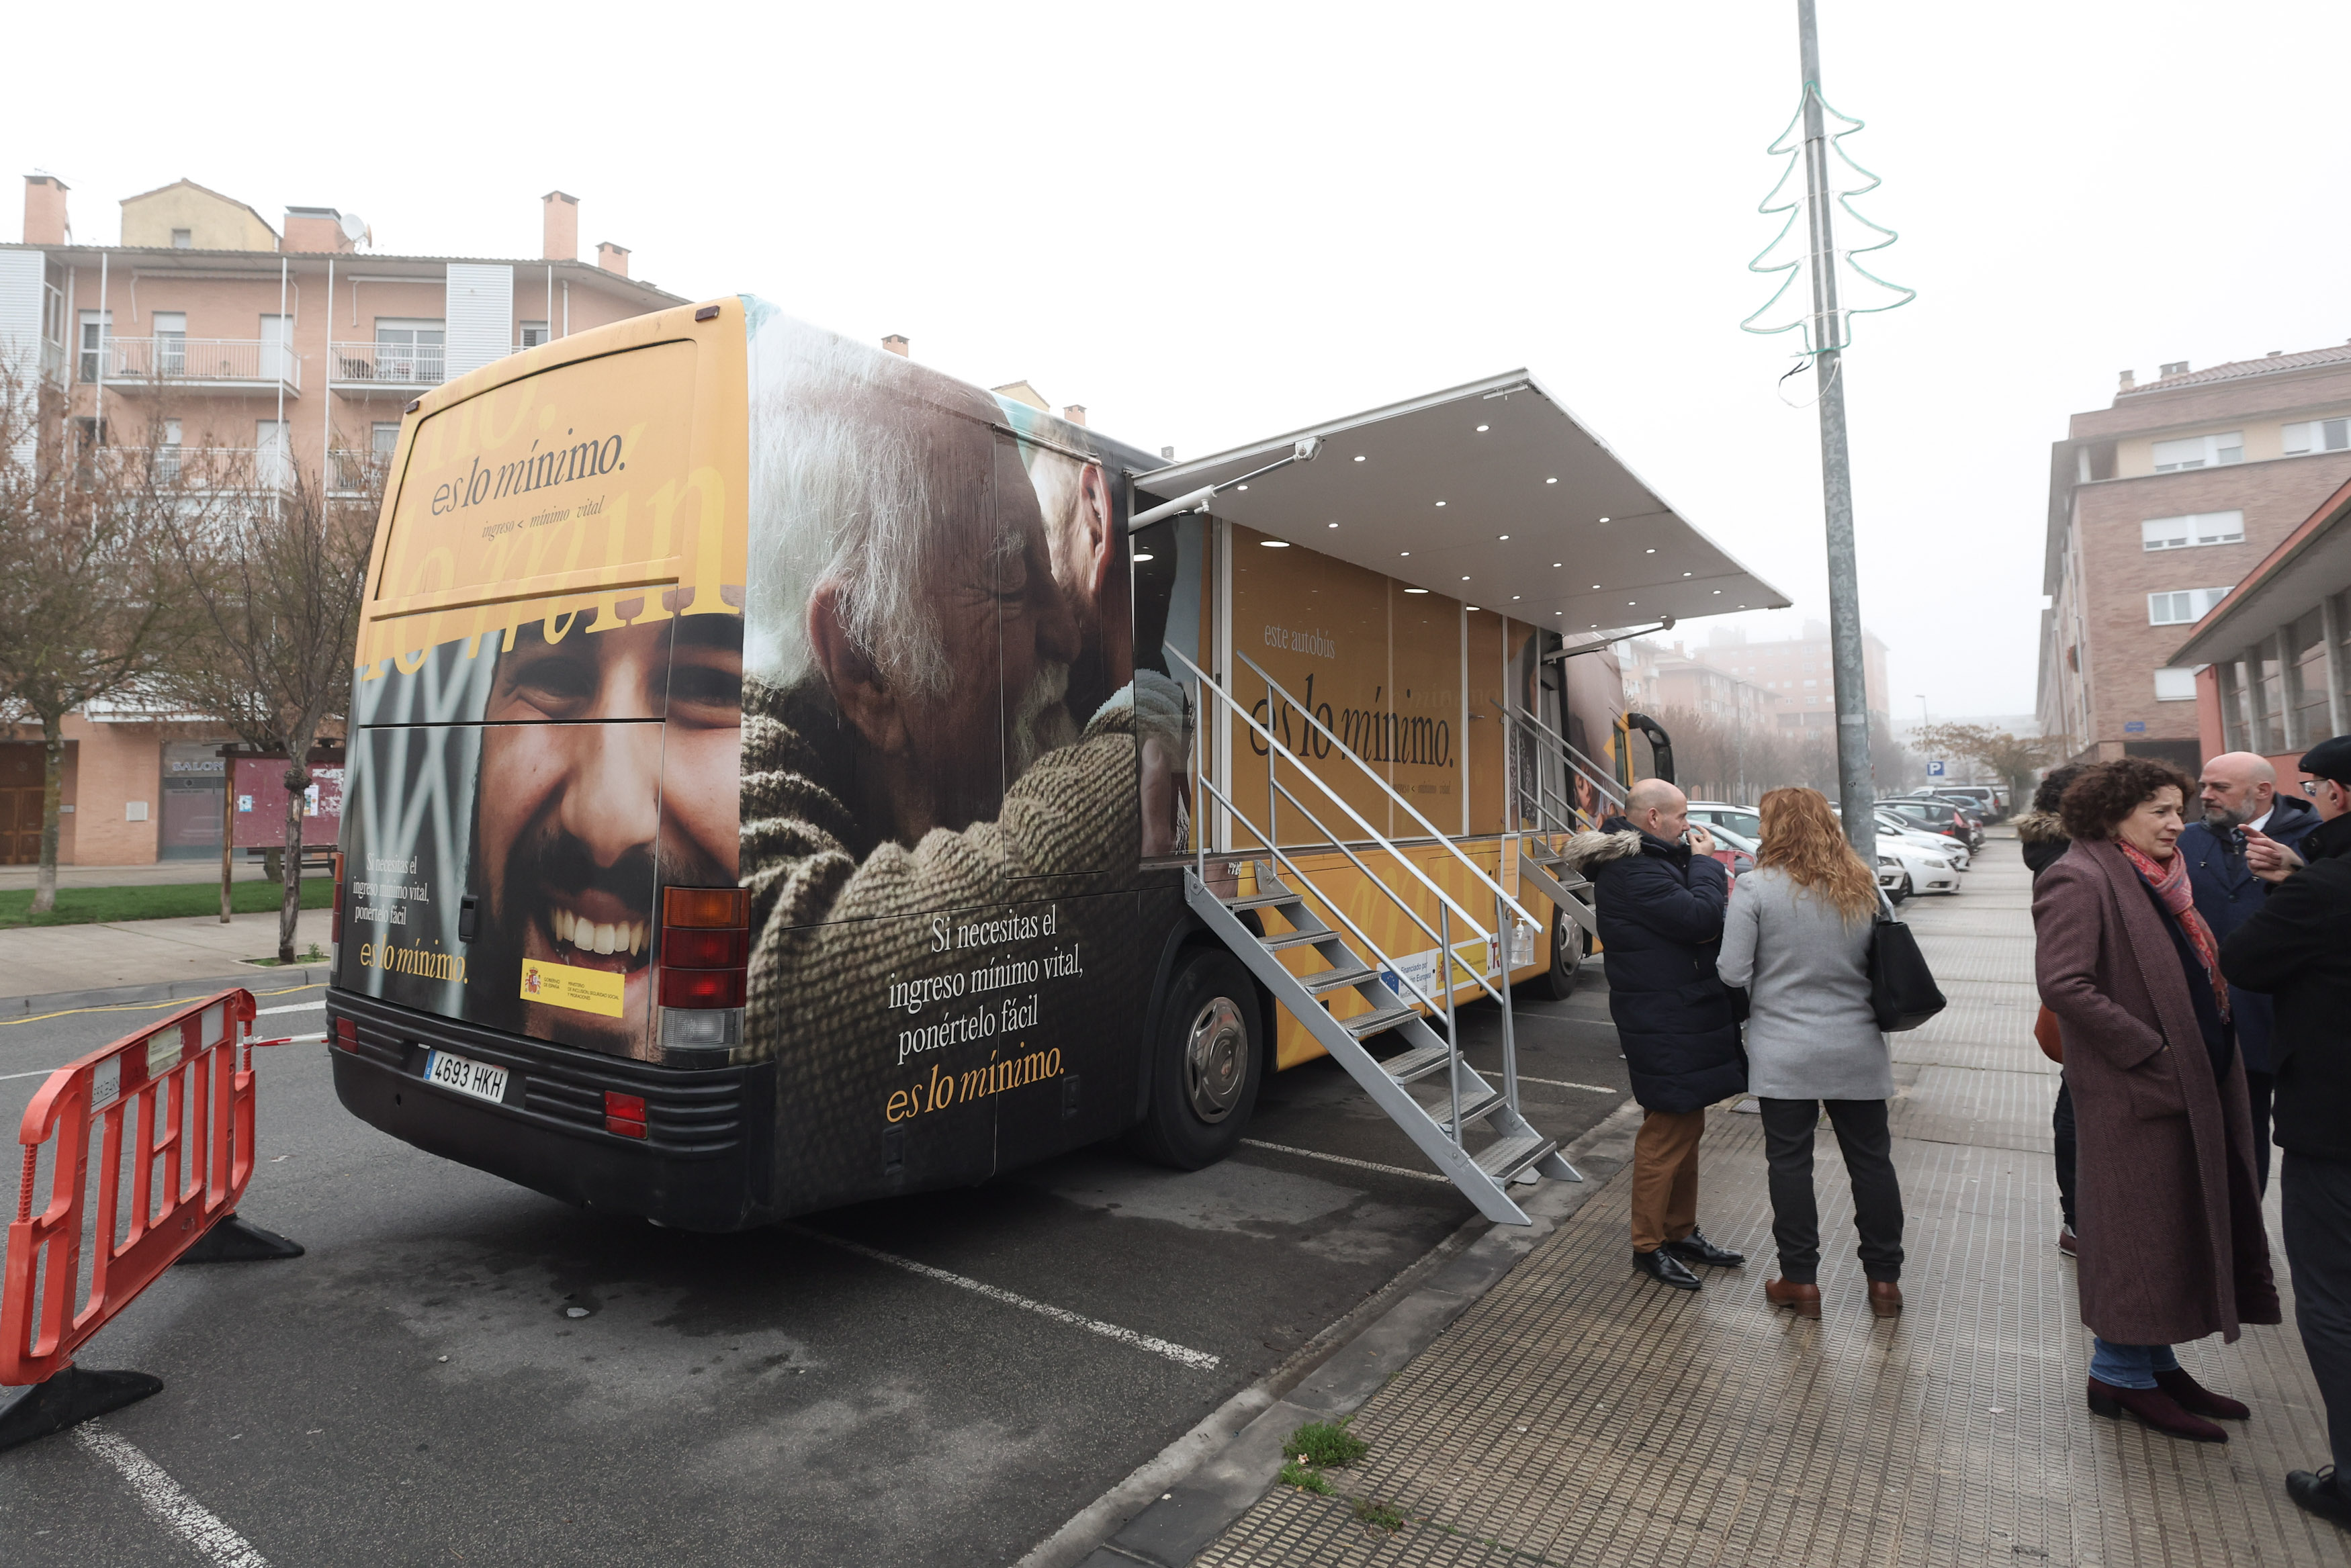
[1662,1228,1746,1269]
[1633,1248,1702,1291]
[2289,1467,2351,1530]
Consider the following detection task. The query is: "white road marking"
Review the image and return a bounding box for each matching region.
[0,1066,60,1081]
[787,1226,1220,1371]
[255,1000,324,1015]
[1239,1138,1450,1184]
[1515,1074,1621,1095]
[76,1421,270,1567]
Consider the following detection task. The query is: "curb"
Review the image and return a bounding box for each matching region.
[0,967,334,1019]
[1047,1097,1648,1568]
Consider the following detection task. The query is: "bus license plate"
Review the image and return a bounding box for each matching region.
[425,1050,507,1105]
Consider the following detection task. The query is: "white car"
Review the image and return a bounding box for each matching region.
[1692,800,1969,874]
[1875,811,1970,870]
[1876,832,1962,897]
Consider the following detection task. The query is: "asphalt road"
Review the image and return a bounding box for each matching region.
[0,970,1630,1567]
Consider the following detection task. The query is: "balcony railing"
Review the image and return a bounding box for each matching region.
[88,336,300,391]
[107,445,287,490]
[328,342,444,387]
[328,447,390,496]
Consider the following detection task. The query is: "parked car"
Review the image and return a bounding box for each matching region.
[1685,802,1762,841]
[1875,852,1910,905]
[1702,823,1759,877]
[1926,785,2006,823]
[1875,810,1969,870]
[1882,796,1984,851]
[1875,832,1963,898]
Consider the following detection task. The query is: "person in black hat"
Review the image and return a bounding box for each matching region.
[2221,733,2351,1528]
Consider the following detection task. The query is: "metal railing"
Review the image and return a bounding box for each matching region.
[327,448,389,495]
[1168,645,1542,1147]
[93,337,300,389]
[328,342,443,386]
[103,446,288,491]
[1498,700,1629,835]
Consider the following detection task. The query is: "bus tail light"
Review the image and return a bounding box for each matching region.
[656,885,749,1059]
[603,1091,648,1138]
[335,1017,357,1052]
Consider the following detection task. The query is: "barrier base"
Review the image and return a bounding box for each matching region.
[0,1367,165,1452]
[179,1213,304,1264]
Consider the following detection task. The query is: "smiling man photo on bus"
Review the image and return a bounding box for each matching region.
[467,601,745,1056]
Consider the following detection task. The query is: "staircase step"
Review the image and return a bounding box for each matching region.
[1225,888,1304,912]
[1343,1002,1419,1040]
[1260,928,1340,952]
[1474,1134,1557,1183]
[1420,1086,1503,1134]
[1302,964,1379,995]
[1380,1044,1452,1084]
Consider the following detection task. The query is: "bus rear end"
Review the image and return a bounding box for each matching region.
[326,300,767,1231]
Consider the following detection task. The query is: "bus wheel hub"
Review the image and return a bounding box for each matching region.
[1186,997,1247,1122]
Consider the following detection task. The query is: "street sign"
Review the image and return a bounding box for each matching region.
[2124,721,2147,734]
[1926,759,1946,777]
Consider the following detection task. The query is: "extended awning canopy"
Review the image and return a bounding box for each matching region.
[1130,371,1788,633]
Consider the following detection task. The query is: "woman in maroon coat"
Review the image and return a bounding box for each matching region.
[2035,757,2280,1443]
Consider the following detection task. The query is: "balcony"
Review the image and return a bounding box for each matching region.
[327,447,390,498]
[328,341,444,398]
[88,336,300,398]
[108,445,287,491]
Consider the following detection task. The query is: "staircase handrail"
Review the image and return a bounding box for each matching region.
[1228,650,1541,933]
[1495,700,1630,817]
[1167,645,1536,942]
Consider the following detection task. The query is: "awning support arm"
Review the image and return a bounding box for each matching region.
[1127,438,1321,533]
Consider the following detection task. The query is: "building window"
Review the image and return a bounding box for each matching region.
[2284,418,2350,456]
[519,321,549,349]
[2148,587,2232,625]
[2154,666,2201,701]
[2152,432,2244,471]
[77,310,112,382]
[371,421,400,460]
[171,228,193,248]
[2141,510,2245,550]
[373,320,446,383]
[156,418,183,481]
[151,312,187,377]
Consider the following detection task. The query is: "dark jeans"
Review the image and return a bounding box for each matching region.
[2283,1151,2351,1472]
[2053,1074,2078,1232]
[2247,1068,2273,1195]
[1759,1098,1905,1285]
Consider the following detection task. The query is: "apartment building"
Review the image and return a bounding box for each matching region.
[2037,342,2351,772]
[0,175,684,866]
[1621,638,1771,728]
[1684,620,1890,729]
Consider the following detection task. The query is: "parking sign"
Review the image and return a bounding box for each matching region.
[1926,759,1946,777]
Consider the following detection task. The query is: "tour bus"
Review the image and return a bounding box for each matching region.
[324,297,1782,1230]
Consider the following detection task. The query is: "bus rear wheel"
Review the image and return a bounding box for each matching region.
[1128,949,1261,1170]
[1525,907,1589,1001]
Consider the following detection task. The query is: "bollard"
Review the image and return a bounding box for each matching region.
[0,988,305,1451]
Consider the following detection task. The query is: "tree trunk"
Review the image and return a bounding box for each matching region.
[220,751,234,923]
[31,709,64,916]
[280,758,308,966]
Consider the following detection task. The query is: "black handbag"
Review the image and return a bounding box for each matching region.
[1868,894,1947,1031]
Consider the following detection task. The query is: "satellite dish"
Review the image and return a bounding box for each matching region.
[339,212,368,244]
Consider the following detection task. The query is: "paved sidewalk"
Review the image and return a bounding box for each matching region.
[0,906,331,1003]
[1189,839,2350,1567]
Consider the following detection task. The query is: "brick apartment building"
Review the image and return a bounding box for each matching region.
[1683,620,1890,730]
[0,175,682,864]
[2037,342,2351,771]
[1620,638,1772,728]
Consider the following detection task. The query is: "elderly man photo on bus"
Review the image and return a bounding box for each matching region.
[465,601,746,1056]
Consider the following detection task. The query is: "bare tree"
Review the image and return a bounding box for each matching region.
[1912,722,2070,805]
[0,368,209,912]
[152,459,375,964]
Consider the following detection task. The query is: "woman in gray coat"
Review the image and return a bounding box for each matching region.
[1718,787,1904,1321]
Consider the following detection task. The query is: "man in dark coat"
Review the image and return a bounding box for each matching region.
[2222,735,2351,1530]
[2180,751,2320,1194]
[1560,778,1746,1291]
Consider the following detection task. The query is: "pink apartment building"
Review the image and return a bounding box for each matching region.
[0,175,683,865]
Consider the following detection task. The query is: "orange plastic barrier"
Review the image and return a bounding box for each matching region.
[1,989,261,1387]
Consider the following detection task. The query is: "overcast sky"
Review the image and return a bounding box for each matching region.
[11,1,2346,721]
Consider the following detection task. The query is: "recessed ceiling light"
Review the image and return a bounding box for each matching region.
[1546,477,1558,485]
[1435,500,1447,507]
[1468,605,1480,611]
[1714,590,1723,594]
[1403,586,1429,594]
[1683,571,1692,577]
[1552,561,1561,568]
[1461,575,1471,582]
[1627,601,1636,606]
[1327,521,1339,528]
[1260,539,1289,548]
[1644,547,1656,554]
[1599,516,1611,523]
[1475,424,1489,432]
[1554,610,1562,616]
[1354,454,1366,462]
[1591,584,1601,589]
[1511,595,1521,600]
[1591,623,1599,629]
[1133,551,1155,562]
[1399,551,1410,557]
[1238,484,1249,491]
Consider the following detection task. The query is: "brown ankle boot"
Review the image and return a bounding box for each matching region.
[2087,1378,2227,1442]
[1867,1280,1904,1319]
[2155,1367,2250,1420]
[1765,1277,1820,1318]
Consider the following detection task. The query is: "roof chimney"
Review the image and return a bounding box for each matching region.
[2160,360,2188,377]
[1061,404,1088,426]
[281,206,354,254]
[2118,369,2135,391]
[595,240,629,277]
[22,174,69,246]
[542,191,578,261]
[881,334,909,357]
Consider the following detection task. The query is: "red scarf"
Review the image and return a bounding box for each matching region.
[2118,839,2231,1022]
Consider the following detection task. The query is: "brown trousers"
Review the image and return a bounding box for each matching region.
[1630,1108,1707,1252]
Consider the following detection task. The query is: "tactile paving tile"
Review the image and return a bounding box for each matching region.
[1195,843,2349,1568]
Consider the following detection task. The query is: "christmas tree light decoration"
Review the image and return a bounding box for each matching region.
[1742,84,1914,355]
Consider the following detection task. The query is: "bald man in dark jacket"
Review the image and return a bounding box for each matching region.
[1561,778,1746,1292]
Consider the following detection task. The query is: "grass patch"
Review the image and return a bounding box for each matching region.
[0,878,330,931]
[1282,1418,1368,1470]
[1278,1459,1335,1495]
[1350,1498,1407,1532]
[244,941,330,967]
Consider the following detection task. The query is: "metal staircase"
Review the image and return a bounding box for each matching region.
[1167,648,1582,1226]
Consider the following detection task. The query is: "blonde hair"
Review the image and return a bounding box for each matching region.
[1755,787,1877,922]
